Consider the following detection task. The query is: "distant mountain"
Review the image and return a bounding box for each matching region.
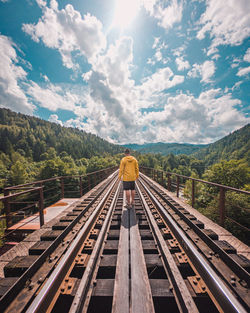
[0,108,123,161]
[123,142,208,155]
[193,124,250,165]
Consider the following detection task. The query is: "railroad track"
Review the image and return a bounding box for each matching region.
[0,171,249,313]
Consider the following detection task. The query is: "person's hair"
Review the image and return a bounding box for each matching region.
[124,148,130,154]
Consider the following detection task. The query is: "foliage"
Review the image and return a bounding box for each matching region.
[0,108,123,162]
[184,159,250,244]
[0,107,249,245]
[202,159,249,189]
[124,142,208,155]
[194,123,250,166]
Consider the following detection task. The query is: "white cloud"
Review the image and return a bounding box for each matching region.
[77,36,184,143]
[22,1,106,69]
[36,0,46,7]
[138,89,249,144]
[232,81,243,91]
[175,56,190,71]
[237,66,250,77]
[42,74,50,82]
[243,48,250,63]
[148,37,168,65]
[139,67,184,96]
[0,35,35,114]
[211,54,220,61]
[231,57,241,68]
[197,0,250,55]
[152,37,160,49]
[201,60,215,82]
[48,114,63,126]
[91,37,134,89]
[26,81,83,112]
[188,60,215,82]
[142,0,183,30]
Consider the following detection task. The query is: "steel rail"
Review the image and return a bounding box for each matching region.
[1,173,117,312]
[136,181,199,313]
[139,177,248,313]
[26,176,118,313]
[140,173,250,287]
[69,182,121,313]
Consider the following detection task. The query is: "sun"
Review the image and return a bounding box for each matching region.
[112,0,141,29]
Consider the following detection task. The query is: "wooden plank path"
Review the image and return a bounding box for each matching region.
[130,205,155,313]
[112,194,129,313]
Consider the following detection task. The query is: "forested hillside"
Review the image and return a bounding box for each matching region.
[0,108,249,243]
[193,124,250,165]
[123,142,207,155]
[0,108,123,161]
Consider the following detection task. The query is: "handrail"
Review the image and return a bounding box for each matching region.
[140,166,250,231]
[140,166,250,195]
[0,166,117,245]
[4,166,117,191]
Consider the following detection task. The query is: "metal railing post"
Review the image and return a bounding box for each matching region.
[60,177,64,199]
[3,189,11,228]
[88,175,91,191]
[39,187,44,227]
[79,176,83,197]
[167,174,171,191]
[177,176,180,198]
[219,187,226,226]
[192,180,195,207]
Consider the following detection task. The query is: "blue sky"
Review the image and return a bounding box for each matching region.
[0,0,249,145]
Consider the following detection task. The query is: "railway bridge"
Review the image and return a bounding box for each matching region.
[0,168,249,313]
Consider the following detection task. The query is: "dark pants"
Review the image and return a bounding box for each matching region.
[123,181,135,190]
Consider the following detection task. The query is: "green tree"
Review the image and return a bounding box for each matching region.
[8,161,28,185]
[203,159,249,189]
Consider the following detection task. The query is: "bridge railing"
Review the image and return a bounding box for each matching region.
[140,166,250,233]
[0,166,117,245]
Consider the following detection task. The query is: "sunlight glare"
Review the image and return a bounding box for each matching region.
[112,0,141,29]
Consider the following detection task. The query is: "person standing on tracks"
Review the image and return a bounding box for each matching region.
[119,148,139,209]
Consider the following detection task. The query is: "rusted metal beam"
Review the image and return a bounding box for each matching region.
[176,176,180,198]
[60,178,64,199]
[167,173,171,191]
[219,187,226,227]
[192,180,195,207]
[38,187,44,227]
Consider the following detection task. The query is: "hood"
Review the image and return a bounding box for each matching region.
[125,156,135,162]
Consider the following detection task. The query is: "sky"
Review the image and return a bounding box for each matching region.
[0,0,249,145]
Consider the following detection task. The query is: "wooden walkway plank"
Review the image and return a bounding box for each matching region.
[112,193,129,313]
[130,206,155,313]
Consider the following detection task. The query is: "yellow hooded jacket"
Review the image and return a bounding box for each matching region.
[118,155,139,181]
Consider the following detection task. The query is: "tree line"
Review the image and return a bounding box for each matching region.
[0,108,249,243]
